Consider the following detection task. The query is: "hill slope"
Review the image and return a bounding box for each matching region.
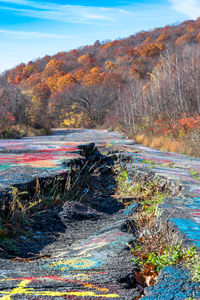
[0,17,200,153]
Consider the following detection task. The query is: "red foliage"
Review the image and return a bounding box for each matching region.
[153,115,200,136]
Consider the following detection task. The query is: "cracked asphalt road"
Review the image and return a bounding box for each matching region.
[1,129,200,299]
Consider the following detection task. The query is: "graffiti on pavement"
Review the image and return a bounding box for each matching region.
[0,276,120,299]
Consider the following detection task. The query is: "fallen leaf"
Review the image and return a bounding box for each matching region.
[134,271,147,287]
[143,275,156,287]
[11,254,50,262]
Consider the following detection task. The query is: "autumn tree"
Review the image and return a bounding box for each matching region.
[77,54,95,70]
[26,83,50,128]
[2,16,200,134]
[42,59,64,79]
[0,84,29,129]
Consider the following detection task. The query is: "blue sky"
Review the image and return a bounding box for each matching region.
[0,0,199,72]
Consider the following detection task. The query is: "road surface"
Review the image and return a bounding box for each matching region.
[0,129,200,299]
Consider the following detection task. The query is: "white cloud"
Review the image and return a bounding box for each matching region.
[0,29,71,39]
[170,0,200,19]
[0,0,131,24]
[0,0,28,4]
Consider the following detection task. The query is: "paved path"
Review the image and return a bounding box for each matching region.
[0,129,131,191]
[0,213,138,299]
[0,129,138,299]
[119,142,200,248]
[0,129,200,299]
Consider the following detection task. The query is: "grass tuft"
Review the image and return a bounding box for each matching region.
[115,167,200,289]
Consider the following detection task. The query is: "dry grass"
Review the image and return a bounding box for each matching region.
[135,127,200,157]
[160,137,184,153]
[136,134,145,144]
[149,137,162,148]
[185,129,200,157]
[132,209,179,259]
[115,164,200,292]
[135,134,187,155]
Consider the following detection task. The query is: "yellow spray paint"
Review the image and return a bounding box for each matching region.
[0,279,32,300]
[0,279,120,299]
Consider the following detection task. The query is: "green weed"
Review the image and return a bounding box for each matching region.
[116,168,200,287]
[141,159,161,167]
[189,169,200,180]
[147,245,197,272]
[116,170,166,215]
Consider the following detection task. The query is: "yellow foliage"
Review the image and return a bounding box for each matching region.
[78,54,88,65]
[7,76,12,83]
[63,111,84,128]
[71,104,77,110]
[102,42,112,50]
[147,73,156,82]
[57,73,76,91]
[42,59,64,78]
[90,67,100,73]
[186,23,196,33]
[105,61,116,70]
[45,73,61,92]
[142,84,148,92]
[74,69,85,82]
[82,67,103,86]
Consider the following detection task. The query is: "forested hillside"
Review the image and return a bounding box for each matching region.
[1,17,200,154]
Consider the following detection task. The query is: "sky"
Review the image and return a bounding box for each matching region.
[0,0,199,72]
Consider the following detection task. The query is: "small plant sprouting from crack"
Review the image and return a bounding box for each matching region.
[189,169,200,180]
[116,169,167,215]
[115,167,200,290]
[130,243,200,289]
[131,244,197,272]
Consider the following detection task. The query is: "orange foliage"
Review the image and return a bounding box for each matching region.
[176,33,196,45]
[77,54,94,69]
[157,32,169,42]
[45,73,62,92]
[133,42,164,57]
[25,72,41,87]
[82,67,103,86]
[102,42,113,50]
[130,59,147,78]
[42,59,64,78]
[105,61,116,70]
[186,23,197,33]
[197,32,200,43]
[4,16,200,131]
[74,69,85,82]
[57,73,76,91]
[34,82,50,99]
[12,75,23,84]
[7,63,25,83]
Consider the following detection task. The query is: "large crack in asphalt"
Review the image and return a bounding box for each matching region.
[0,147,141,299]
[1,140,200,299]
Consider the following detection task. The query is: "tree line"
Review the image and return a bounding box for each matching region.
[1,17,200,138]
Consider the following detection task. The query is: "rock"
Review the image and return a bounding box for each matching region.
[59,201,99,223]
